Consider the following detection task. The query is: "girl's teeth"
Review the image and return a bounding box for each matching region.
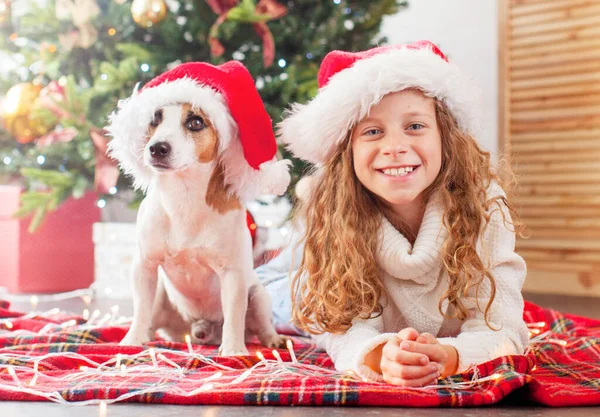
[383,167,414,177]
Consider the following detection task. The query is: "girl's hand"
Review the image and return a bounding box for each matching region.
[380,328,440,386]
[401,332,459,377]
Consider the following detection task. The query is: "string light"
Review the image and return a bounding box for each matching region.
[255,351,269,367]
[286,340,298,363]
[108,28,116,36]
[149,348,158,369]
[185,334,194,355]
[0,306,566,405]
[110,305,120,322]
[0,342,530,406]
[272,350,283,363]
[61,319,77,328]
[7,367,20,386]
[30,296,39,310]
[88,309,101,325]
[99,401,107,417]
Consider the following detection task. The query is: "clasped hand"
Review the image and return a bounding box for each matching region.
[379,328,457,387]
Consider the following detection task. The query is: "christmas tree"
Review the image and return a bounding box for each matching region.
[0,0,406,231]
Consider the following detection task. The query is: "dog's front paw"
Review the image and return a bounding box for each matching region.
[119,332,150,346]
[259,333,289,349]
[218,344,249,357]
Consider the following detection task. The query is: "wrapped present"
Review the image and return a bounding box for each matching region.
[0,185,100,293]
[93,222,136,299]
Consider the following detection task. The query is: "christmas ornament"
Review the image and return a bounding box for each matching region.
[0,83,54,144]
[55,0,100,26]
[0,0,11,27]
[131,0,168,28]
[55,0,100,50]
[35,81,69,120]
[206,0,287,67]
[58,25,98,50]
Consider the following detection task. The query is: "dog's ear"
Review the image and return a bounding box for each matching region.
[206,161,242,214]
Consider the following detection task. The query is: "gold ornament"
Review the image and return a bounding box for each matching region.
[131,0,167,28]
[0,0,11,26]
[0,83,54,143]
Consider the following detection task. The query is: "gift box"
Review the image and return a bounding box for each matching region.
[93,222,136,299]
[0,185,100,294]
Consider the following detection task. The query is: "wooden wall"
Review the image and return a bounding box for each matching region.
[499,0,600,297]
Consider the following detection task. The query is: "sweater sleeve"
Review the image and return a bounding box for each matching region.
[437,190,529,372]
[312,316,397,382]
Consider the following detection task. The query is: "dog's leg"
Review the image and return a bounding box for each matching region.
[119,255,158,346]
[247,280,288,349]
[149,273,189,343]
[218,269,249,356]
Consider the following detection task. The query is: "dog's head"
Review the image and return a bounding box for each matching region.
[106,62,292,201]
[143,103,218,173]
[106,78,237,193]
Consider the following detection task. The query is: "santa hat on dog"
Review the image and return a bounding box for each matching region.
[106,61,290,201]
[278,40,481,165]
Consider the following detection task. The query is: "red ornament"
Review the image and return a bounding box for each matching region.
[246,210,257,247]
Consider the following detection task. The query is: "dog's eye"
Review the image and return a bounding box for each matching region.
[150,109,162,127]
[186,116,205,131]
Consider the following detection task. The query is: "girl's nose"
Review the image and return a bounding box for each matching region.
[382,143,407,157]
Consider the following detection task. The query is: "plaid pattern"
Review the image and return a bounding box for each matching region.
[0,300,596,407]
[522,301,600,406]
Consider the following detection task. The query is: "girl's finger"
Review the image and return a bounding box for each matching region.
[396,327,419,341]
[385,370,441,387]
[416,332,436,344]
[383,343,430,366]
[400,341,447,364]
[381,357,439,380]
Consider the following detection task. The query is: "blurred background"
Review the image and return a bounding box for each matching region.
[0,0,599,316]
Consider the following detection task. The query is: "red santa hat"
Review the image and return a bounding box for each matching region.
[278,40,481,165]
[106,61,290,201]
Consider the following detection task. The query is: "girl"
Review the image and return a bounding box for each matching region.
[257,41,529,387]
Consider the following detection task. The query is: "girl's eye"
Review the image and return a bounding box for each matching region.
[364,128,382,136]
[407,123,424,131]
[186,116,205,131]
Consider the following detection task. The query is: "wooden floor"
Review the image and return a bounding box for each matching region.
[2,292,599,416]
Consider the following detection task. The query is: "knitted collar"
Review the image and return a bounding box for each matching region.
[376,194,448,282]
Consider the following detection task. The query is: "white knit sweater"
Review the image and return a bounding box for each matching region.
[313,182,529,382]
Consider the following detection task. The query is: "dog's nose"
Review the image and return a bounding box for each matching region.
[149,142,171,159]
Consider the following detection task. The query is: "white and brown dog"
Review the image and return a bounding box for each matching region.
[106,62,291,355]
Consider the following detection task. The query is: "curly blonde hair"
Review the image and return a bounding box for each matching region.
[291,96,524,335]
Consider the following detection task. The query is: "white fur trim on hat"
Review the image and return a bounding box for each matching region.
[278,46,481,165]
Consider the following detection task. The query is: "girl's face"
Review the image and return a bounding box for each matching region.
[351,89,442,217]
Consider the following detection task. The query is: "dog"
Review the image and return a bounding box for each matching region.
[107,96,289,355]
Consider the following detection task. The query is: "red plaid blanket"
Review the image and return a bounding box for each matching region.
[0,300,597,407]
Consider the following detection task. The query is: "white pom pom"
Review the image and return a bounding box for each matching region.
[260,159,292,196]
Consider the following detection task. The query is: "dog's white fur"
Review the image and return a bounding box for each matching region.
[108,103,285,355]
